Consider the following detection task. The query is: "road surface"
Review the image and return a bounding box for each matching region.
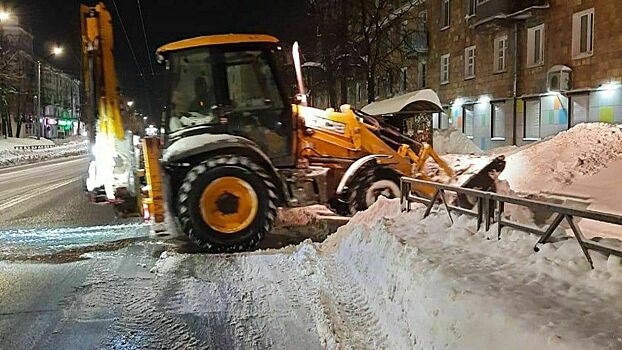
[0,157,128,229]
[0,156,344,349]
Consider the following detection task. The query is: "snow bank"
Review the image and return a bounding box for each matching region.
[151,197,622,348]
[433,128,483,155]
[0,137,54,152]
[501,123,622,193]
[0,139,88,168]
[317,198,622,349]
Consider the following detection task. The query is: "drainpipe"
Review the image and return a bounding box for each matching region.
[512,22,519,146]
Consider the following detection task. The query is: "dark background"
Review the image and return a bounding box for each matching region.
[12,0,311,118]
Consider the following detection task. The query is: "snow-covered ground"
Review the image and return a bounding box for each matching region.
[151,198,622,349]
[0,136,88,168]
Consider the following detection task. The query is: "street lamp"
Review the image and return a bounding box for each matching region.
[0,11,10,22]
[35,46,64,139]
[127,101,134,107]
[52,46,63,56]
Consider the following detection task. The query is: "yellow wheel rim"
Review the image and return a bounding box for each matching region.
[200,177,259,234]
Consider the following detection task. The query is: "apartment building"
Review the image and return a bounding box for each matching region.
[428,0,622,150]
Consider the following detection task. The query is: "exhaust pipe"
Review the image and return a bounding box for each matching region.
[292,42,308,106]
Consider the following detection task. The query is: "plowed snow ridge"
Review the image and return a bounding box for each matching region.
[153,198,622,349]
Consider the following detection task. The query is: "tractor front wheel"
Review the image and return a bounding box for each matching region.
[177,155,277,253]
[347,165,401,215]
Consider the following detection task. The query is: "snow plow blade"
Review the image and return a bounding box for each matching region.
[422,154,507,208]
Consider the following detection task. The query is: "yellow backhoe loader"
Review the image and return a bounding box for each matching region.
[81,3,505,253]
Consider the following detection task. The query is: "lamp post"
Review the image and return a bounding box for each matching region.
[35,46,63,139]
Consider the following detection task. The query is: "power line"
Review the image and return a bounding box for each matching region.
[136,0,155,76]
[110,0,145,78]
[110,0,154,119]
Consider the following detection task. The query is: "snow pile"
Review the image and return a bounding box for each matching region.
[155,197,622,348]
[0,139,88,168]
[276,205,333,227]
[501,123,622,193]
[316,198,622,349]
[433,128,483,155]
[0,137,54,152]
[53,134,86,146]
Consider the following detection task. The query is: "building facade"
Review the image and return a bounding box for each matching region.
[0,18,81,139]
[428,0,622,150]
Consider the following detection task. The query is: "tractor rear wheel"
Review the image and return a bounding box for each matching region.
[348,164,401,215]
[177,155,277,253]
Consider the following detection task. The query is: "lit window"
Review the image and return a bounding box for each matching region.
[440,54,450,84]
[463,104,474,138]
[527,24,545,67]
[572,8,594,59]
[524,99,541,139]
[464,46,476,79]
[494,36,507,73]
[491,101,510,139]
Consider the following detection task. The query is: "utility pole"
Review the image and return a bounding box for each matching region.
[36,60,41,139]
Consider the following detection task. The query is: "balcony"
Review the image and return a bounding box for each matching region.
[474,0,549,25]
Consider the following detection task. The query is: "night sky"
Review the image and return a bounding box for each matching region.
[14,0,311,118]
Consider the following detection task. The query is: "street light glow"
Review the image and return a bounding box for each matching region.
[127,101,135,107]
[0,11,10,22]
[52,46,64,56]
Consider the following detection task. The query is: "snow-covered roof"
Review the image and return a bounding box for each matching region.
[361,89,443,116]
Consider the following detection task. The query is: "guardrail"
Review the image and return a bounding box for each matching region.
[400,177,622,269]
[13,145,57,150]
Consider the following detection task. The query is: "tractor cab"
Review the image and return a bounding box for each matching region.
[157,34,296,167]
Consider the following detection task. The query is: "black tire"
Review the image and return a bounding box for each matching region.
[177,155,277,253]
[347,164,401,215]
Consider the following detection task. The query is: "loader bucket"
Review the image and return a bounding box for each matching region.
[421,154,506,209]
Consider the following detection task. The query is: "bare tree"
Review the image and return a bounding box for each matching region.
[308,0,425,104]
[0,28,22,137]
[306,0,348,107]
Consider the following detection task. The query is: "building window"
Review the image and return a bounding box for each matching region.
[418,61,427,88]
[463,104,474,138]
[440,54,450,84]
[572,8,594,59]
[527,24,545,67]
[399,67,408,93]
[494,36,508,73]
[464,46,476,79]
[467,0,476,16]
[491,101,509,139]
[441,0,450,29]
[524,99,541,139]
[570,94,589,126]
[356,82,362,103]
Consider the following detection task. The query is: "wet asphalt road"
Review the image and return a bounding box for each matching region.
[0,157,336,349]
[0,157,128,229]
[0,157,154,349]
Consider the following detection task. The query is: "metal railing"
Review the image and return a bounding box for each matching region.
[13,145,57,150]
[400,177,622,269]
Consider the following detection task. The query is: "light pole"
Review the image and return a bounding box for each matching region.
[0,11,10,23]
[35,46,63,139]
